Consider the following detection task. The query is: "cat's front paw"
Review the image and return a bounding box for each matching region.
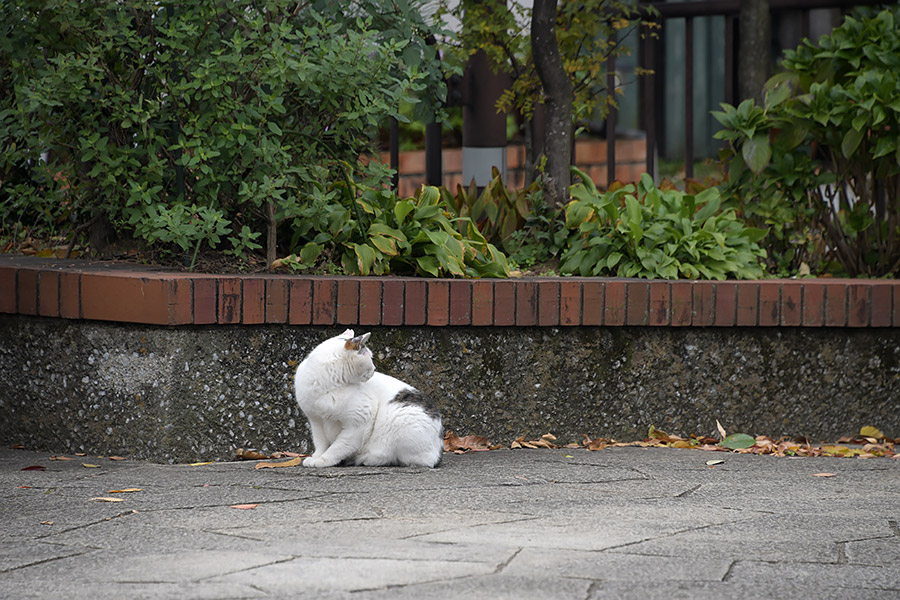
[302,456,332,468]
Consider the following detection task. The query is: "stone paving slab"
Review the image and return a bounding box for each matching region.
[1,445,898,599]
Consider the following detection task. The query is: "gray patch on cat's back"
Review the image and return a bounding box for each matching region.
[390,388,442,421]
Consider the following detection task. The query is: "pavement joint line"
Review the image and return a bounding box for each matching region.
[398,514,542,541]
[194,554,301,583]
[721,559,738,582]
[0,548,94,575]
[600,515,759,553]
[492,546,523,575]
[674,483,702,497]
[33,509,139,540]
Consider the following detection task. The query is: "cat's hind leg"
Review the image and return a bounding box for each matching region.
[302,425,365,468]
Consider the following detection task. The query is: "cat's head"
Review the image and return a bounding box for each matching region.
[307,329,376,385]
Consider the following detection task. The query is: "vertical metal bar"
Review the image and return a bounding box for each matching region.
[800,8,810,41]
[641,19,658,181]
[390,117,399,192]
[724,14,736,106]
[684,16,694,180]
[425,122,442,187]
[606,37,617,188]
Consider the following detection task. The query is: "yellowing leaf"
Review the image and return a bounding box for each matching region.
[230,504,258,510]
[716,419,727,439]
[108,488,143,493]
[49,455,73,461]
[90,497,125,502]
[82,463,101,468]
[860,426,885,439]
[812,473,836,478]
[706,459,725,466]
[255,457,304,469]
[190,461,215,466]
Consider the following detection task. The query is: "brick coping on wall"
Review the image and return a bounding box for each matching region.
[0,255,897,328]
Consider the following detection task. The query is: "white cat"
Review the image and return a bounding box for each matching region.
[293,329,443,468]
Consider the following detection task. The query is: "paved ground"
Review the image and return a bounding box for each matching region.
[1,445,898,599]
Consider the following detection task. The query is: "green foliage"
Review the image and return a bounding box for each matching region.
[442,167,532,249]
[286,176,509,278]
[560,169,767,280]
[713,7,900,277]
[504,187,568,270]
[0,0,445,267]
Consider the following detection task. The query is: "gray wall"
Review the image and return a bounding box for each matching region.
[1,315,898,462]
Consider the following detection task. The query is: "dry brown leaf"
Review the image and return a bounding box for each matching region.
[445,431,496,453]
[230,504,259,510]
[49,455,73,461]
[90,497,125,502]
[235,448,270,461]
[40,521,54,525]
[812,473,836,478]
[108,456,127,461]
[108,488,143,493]
[255,456,304,469]
[9,444,25,450]
[21,465,46,471]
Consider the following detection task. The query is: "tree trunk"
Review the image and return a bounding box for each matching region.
[531,0,573,208]
[739,0,771,102]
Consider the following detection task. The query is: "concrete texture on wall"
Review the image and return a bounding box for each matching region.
[2,315,897,463]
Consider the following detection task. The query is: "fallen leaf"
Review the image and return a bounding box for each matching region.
[716,419,727,439]
[235,448,269,461]
[108,488,143,493]
[270,451,301,458]
[82,463,101,468]
[720,433,755,450]
[255,456,304,469]
[90,497,125,502]
[16,486,32,489]
[860,425,885,440]
[75,453,87,456]
[108,456,127,461]
[49,456,74,461]
[190,461,215,466]
[230,504,258,510]
[444,431,496,453]
[706,459,725,466]
[812,473,836,478]
[21,465,46,471]
[40,521,54,525]
[9,444,25,450]
[541,433,557,442]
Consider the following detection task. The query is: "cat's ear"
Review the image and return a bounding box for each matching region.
[340,329,354,339]
[344,332,371,352]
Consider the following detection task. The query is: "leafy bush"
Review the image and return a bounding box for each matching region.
[714,7,900,277]
[282,176,510,278]
[560,169,767,279]
[0,1,445,268]
[442,167,531,249]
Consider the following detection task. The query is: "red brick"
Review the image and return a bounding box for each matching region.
[801,282,824,327]
[692,281,715,326]
[758,281,780,326]
[358,280,382,326]
[427,280,450,326]
[38,270,60,317]
[894,285,900,327]
[59,271,80,319]
[194,278,218,325]
[870,283,892,327]
[560,281,582,326]
[626,281,649,326]
[493,281,515,326]
[848,284,869,327]
[312,279,336,325]
[714,282,736,326]
[781,282,802,326]
[82,273,168,324]
[670,282,691,326]
[735,282,759,326]
[515,281,537,326]
[582,281,604,326]
[265,278,289,324]
[405,280,427,325]
[288,279,312,325]
[0,266,15,313]
[450,280,472,326]
[242,278,265,324]
[538,280,560,326]
[381,280,404,326]
[168,277,193,325]
[604,281,626,326]
[218,278,242,325]
[336,279,359,325]
[471,280,493,326]
[824,282,847,327]
[648,281,669,326]
[18,269,38,315]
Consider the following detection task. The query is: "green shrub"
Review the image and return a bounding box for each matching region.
[560,169,767,279]
[714,7,900,277]
[0,1,444,268]
[283,175,510,278]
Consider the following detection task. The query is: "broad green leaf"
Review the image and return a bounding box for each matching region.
[841,127,864,158]
[742,134,772,174]
[720,433,755,450]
